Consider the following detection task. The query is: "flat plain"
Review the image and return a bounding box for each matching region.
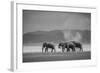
[23,51,91,62]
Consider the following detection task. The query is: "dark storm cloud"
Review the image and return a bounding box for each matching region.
[23,10,91,33]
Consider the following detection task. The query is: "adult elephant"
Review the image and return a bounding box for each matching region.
[42,42,56,53]
[58,42,75,52]
[71,41,83,51]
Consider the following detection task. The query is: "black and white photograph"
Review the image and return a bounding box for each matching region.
[23,10,91,63]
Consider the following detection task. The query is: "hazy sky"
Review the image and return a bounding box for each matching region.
[23,10,91,33]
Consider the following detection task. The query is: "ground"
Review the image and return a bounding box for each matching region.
[23,44,91,62]
[23,51,91,62]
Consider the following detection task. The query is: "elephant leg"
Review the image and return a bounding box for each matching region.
[45,48,46,53]
[54,48,56,53]
[67,48,70,52]
[47,48,48,53]
[42,47,44,53]
[45,48,48,53]
[51,49,53,53]
[72,47,75,52]
[80,47,83,52]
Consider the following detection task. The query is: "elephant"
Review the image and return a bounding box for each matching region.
[42,42,56,53]
[58,42,75,52]
[71,41,83,51]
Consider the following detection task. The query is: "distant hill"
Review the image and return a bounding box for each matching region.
[23,30,91,45]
